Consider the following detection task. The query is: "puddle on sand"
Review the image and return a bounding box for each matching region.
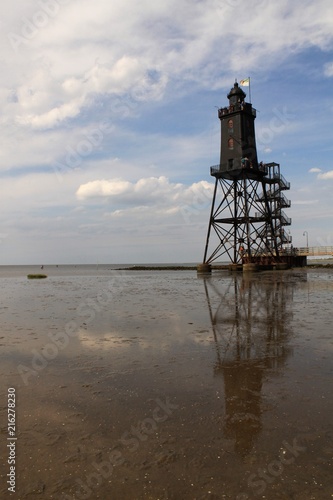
[0,268,332,499]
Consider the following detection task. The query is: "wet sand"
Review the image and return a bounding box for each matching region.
[0,266,332,499]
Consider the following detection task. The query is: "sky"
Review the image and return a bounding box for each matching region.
[1,0,333,264]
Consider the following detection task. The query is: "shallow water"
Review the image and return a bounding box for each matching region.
[0,267,332,499]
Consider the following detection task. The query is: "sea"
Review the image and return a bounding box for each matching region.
[0,264,332,499]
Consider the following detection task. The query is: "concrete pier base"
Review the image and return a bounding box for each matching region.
[243,263,259,273]
[197,263,212,274]
[275,262,289,270]
[229,264,241,272]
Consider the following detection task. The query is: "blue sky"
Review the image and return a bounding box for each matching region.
[1,0,333,264]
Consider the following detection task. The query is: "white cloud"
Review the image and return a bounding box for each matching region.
[317,170,333,180]
[292,200,319,205]
[324,62,333,77]
[77,178,133,199]
[16,96,85,129]
[76,176,214,212]
[309,168,322,173]
[2,0,333,131]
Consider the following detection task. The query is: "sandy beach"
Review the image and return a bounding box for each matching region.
[0,265,332,499]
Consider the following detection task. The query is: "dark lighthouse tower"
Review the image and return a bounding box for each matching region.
[200,81,293,271]
[219,82,258,172]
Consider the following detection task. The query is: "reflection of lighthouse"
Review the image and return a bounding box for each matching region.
[203,272,300,456]
[222,359,263,456]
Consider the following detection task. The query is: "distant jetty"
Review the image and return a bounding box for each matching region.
[27,274,48,279]
[115,261,333,271]
[115,265,197,271]
[307,262,333,268]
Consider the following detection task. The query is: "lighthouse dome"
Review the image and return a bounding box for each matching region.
[227,82,246,105]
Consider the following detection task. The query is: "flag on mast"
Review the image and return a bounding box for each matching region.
[240,78,250,86]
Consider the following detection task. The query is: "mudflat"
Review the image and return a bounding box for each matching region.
[0,266,332,499]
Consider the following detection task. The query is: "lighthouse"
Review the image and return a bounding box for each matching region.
[200,81,293,272]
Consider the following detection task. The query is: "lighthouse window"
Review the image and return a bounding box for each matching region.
[228,119,233,132]
[228,138,234,150]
